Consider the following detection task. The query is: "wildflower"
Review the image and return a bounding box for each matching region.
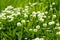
[36,25,40,29]
[34,37,40,40]
[54,26,60,30]
[43,15,46,18]
[48,21,55,25]
[34,37,44,40]
[32,11,36,15]
[29,28,32,31]
[32,11,36,17]
[6,5,14,10]
[45,11,48,14]
[52,2,55,5]
[33,29,37,32]
[43,23,47,27]
[56,23,60,26]
[56,31,60,35]
[39,18,44,22]
[17,22,22,26]
[37,11,40,14]
[16,12,21,16]
[24,13,28,18]
[21,20,25,23]
[52,15,56,18]
[31,3,37,6]
[39,38,44,40]
[25,38,27,40]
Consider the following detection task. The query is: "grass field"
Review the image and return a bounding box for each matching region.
[0,0,60,40]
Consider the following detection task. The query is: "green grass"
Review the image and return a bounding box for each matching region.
[0,0,60,40]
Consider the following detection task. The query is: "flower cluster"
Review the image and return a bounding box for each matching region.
[0,2,60,40]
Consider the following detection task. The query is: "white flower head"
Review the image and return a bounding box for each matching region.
[6,5,14,10]
[25,38,27,40]
[34,37,40,40]
[29,28,32,31]
[52,2,55,5]
[36,25,40,29]
[56,31,60,35]
[39,38,44,40]
[52,15,56,18]
[39,18,44,22]
[33,29,37,32]
[32,11,36,17]
[43,23,47,27]
[56,23,60,26]
[21,20,25,23]
[48,21,55,25]
[43,15,46,18]
[17,22,22,26]
[24,13,28,18]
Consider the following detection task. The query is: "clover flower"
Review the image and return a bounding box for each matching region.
[21,20,26,23]
[36,25,40,29]
[33,29,37,32]
[48,21,55,25]
[43,23,47,27]
[17,22,22,26]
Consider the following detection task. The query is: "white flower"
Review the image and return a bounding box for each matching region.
[33,29,37,32]
[39,38,44,40]
[45,11,48,14]
[29,28,32,31]
[14,8,20,11]
[56,31,60,35]
[34,37,44,40]
[56,23,60,26]
[54,26,60,30]
[32,11,36,15]
[31,11,36,17]
[31,3,37,6]
[21,20,25,23]
[25,38,27,40]
[29,2,31,5]
[25,6,29,9]
[37,11,40,14]
[24,13,28,17]
[5,10,12,13]
[17,22,21,26]
[43,15,46,18]
[6,5,14,9]
[34,37,40,40]
[39,18,44,22]
[43,23,47,27]
[36,25,40,29]
[52,2,55,5]
[50,8,53,10]
[16,12,21,15]
[52,15,56,18]
[48,21,55,25]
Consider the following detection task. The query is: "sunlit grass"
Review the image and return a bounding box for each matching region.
[0,0,60,40]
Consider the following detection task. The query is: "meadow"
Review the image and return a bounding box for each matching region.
[0,0,60,40]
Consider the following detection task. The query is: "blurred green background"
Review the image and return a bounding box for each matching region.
[0,0,60,11]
